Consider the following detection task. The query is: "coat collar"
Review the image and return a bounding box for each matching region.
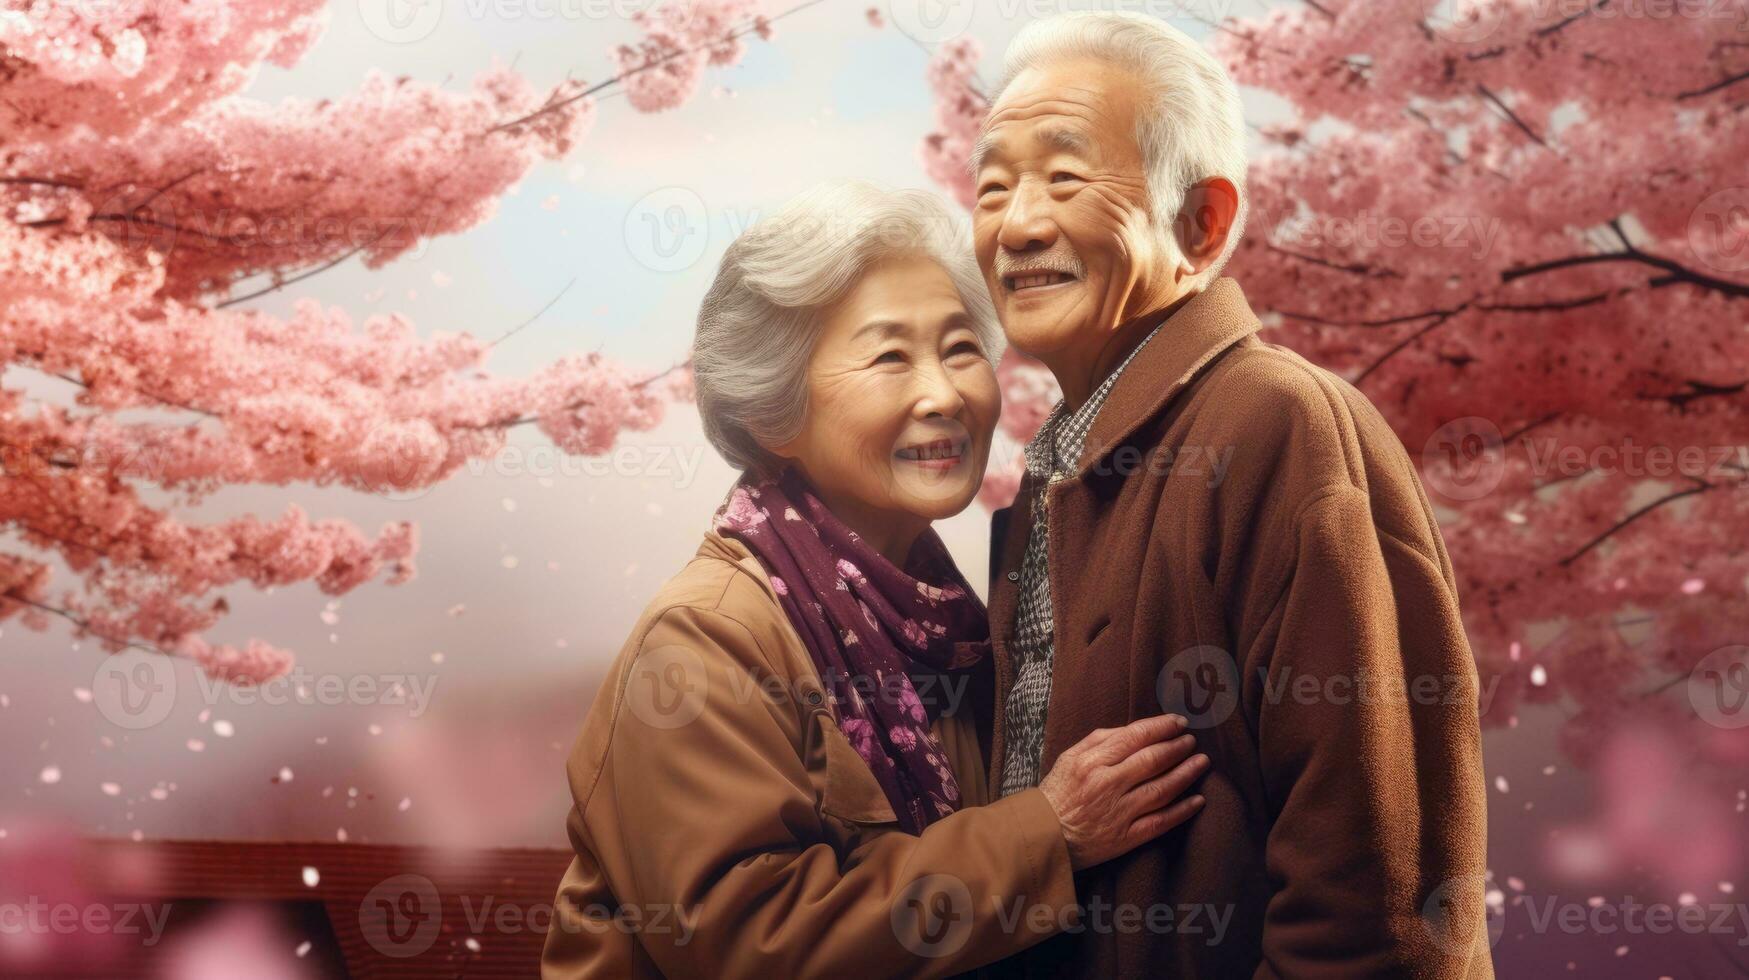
[1076,276,1262,474]
[697,530,780,600]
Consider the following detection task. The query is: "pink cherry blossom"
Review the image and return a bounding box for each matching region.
[2,0,777,683]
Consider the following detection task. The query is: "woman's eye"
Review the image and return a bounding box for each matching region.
[977,182,1007,197]
[947,341,982,358]
[873,350,904,365]
[1050,172,1081,184]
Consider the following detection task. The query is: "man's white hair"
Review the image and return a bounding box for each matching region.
[693,180,1003,473]
[991,12,1249,286]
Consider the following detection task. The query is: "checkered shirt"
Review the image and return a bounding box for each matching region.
[997,322,1167,798]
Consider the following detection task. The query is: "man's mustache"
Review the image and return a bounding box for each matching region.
[993,244,1086,279]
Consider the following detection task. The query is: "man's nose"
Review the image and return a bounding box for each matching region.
[997,178,1059,254]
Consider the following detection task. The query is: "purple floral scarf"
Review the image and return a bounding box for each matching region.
[711,465,989,834]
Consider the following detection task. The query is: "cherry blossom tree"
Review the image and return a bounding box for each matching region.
[915,1,1749,804]
[1,0,778,683]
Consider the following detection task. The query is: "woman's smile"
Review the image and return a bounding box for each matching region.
[893,435,970,473]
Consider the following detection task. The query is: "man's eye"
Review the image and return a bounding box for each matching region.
[1050,172,1082,184]
[873,350,904,365]
[977,182,1007,197]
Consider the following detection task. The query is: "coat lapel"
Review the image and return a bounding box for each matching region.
[1077,277,1263,475]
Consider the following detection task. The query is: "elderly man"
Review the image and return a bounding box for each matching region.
[971,12,1493,979]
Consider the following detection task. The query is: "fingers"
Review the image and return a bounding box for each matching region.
[1127,793,1207,847]
[1086,713,1187,766]
[1120,751,1210,819]
[1108,732,1198,789]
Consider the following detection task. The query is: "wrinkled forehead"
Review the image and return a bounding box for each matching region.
[972,66,1140,172]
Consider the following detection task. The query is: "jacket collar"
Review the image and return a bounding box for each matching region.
[697,529,780,599]
[1076,276,1262,474]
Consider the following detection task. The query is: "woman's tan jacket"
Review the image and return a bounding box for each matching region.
[539,531,1077,979]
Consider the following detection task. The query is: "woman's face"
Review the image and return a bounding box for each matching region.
[770,252,1000,548]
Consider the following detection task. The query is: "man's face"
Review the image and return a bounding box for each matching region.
[971,57,1174,359]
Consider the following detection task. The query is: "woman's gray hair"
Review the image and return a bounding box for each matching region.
[994,12,1249,287]
[692,180,1003,473]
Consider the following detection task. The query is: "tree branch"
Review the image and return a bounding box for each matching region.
[1677,68,1749,101]
[488,0,827,134]
[1476,83,1551,149]
[1558,479,1718,566]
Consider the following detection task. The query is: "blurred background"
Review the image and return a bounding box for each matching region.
[3,0,1746,976]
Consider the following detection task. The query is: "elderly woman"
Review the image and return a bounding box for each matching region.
[541,182,1208,979]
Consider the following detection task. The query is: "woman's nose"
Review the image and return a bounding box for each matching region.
[913,362,967,419]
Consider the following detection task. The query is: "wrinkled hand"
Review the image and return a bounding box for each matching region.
[1037,714,1209,871]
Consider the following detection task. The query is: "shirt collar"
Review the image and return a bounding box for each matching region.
[1022,316,1169,480]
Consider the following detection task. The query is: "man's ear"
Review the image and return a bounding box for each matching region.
[1171,177,1240,278]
